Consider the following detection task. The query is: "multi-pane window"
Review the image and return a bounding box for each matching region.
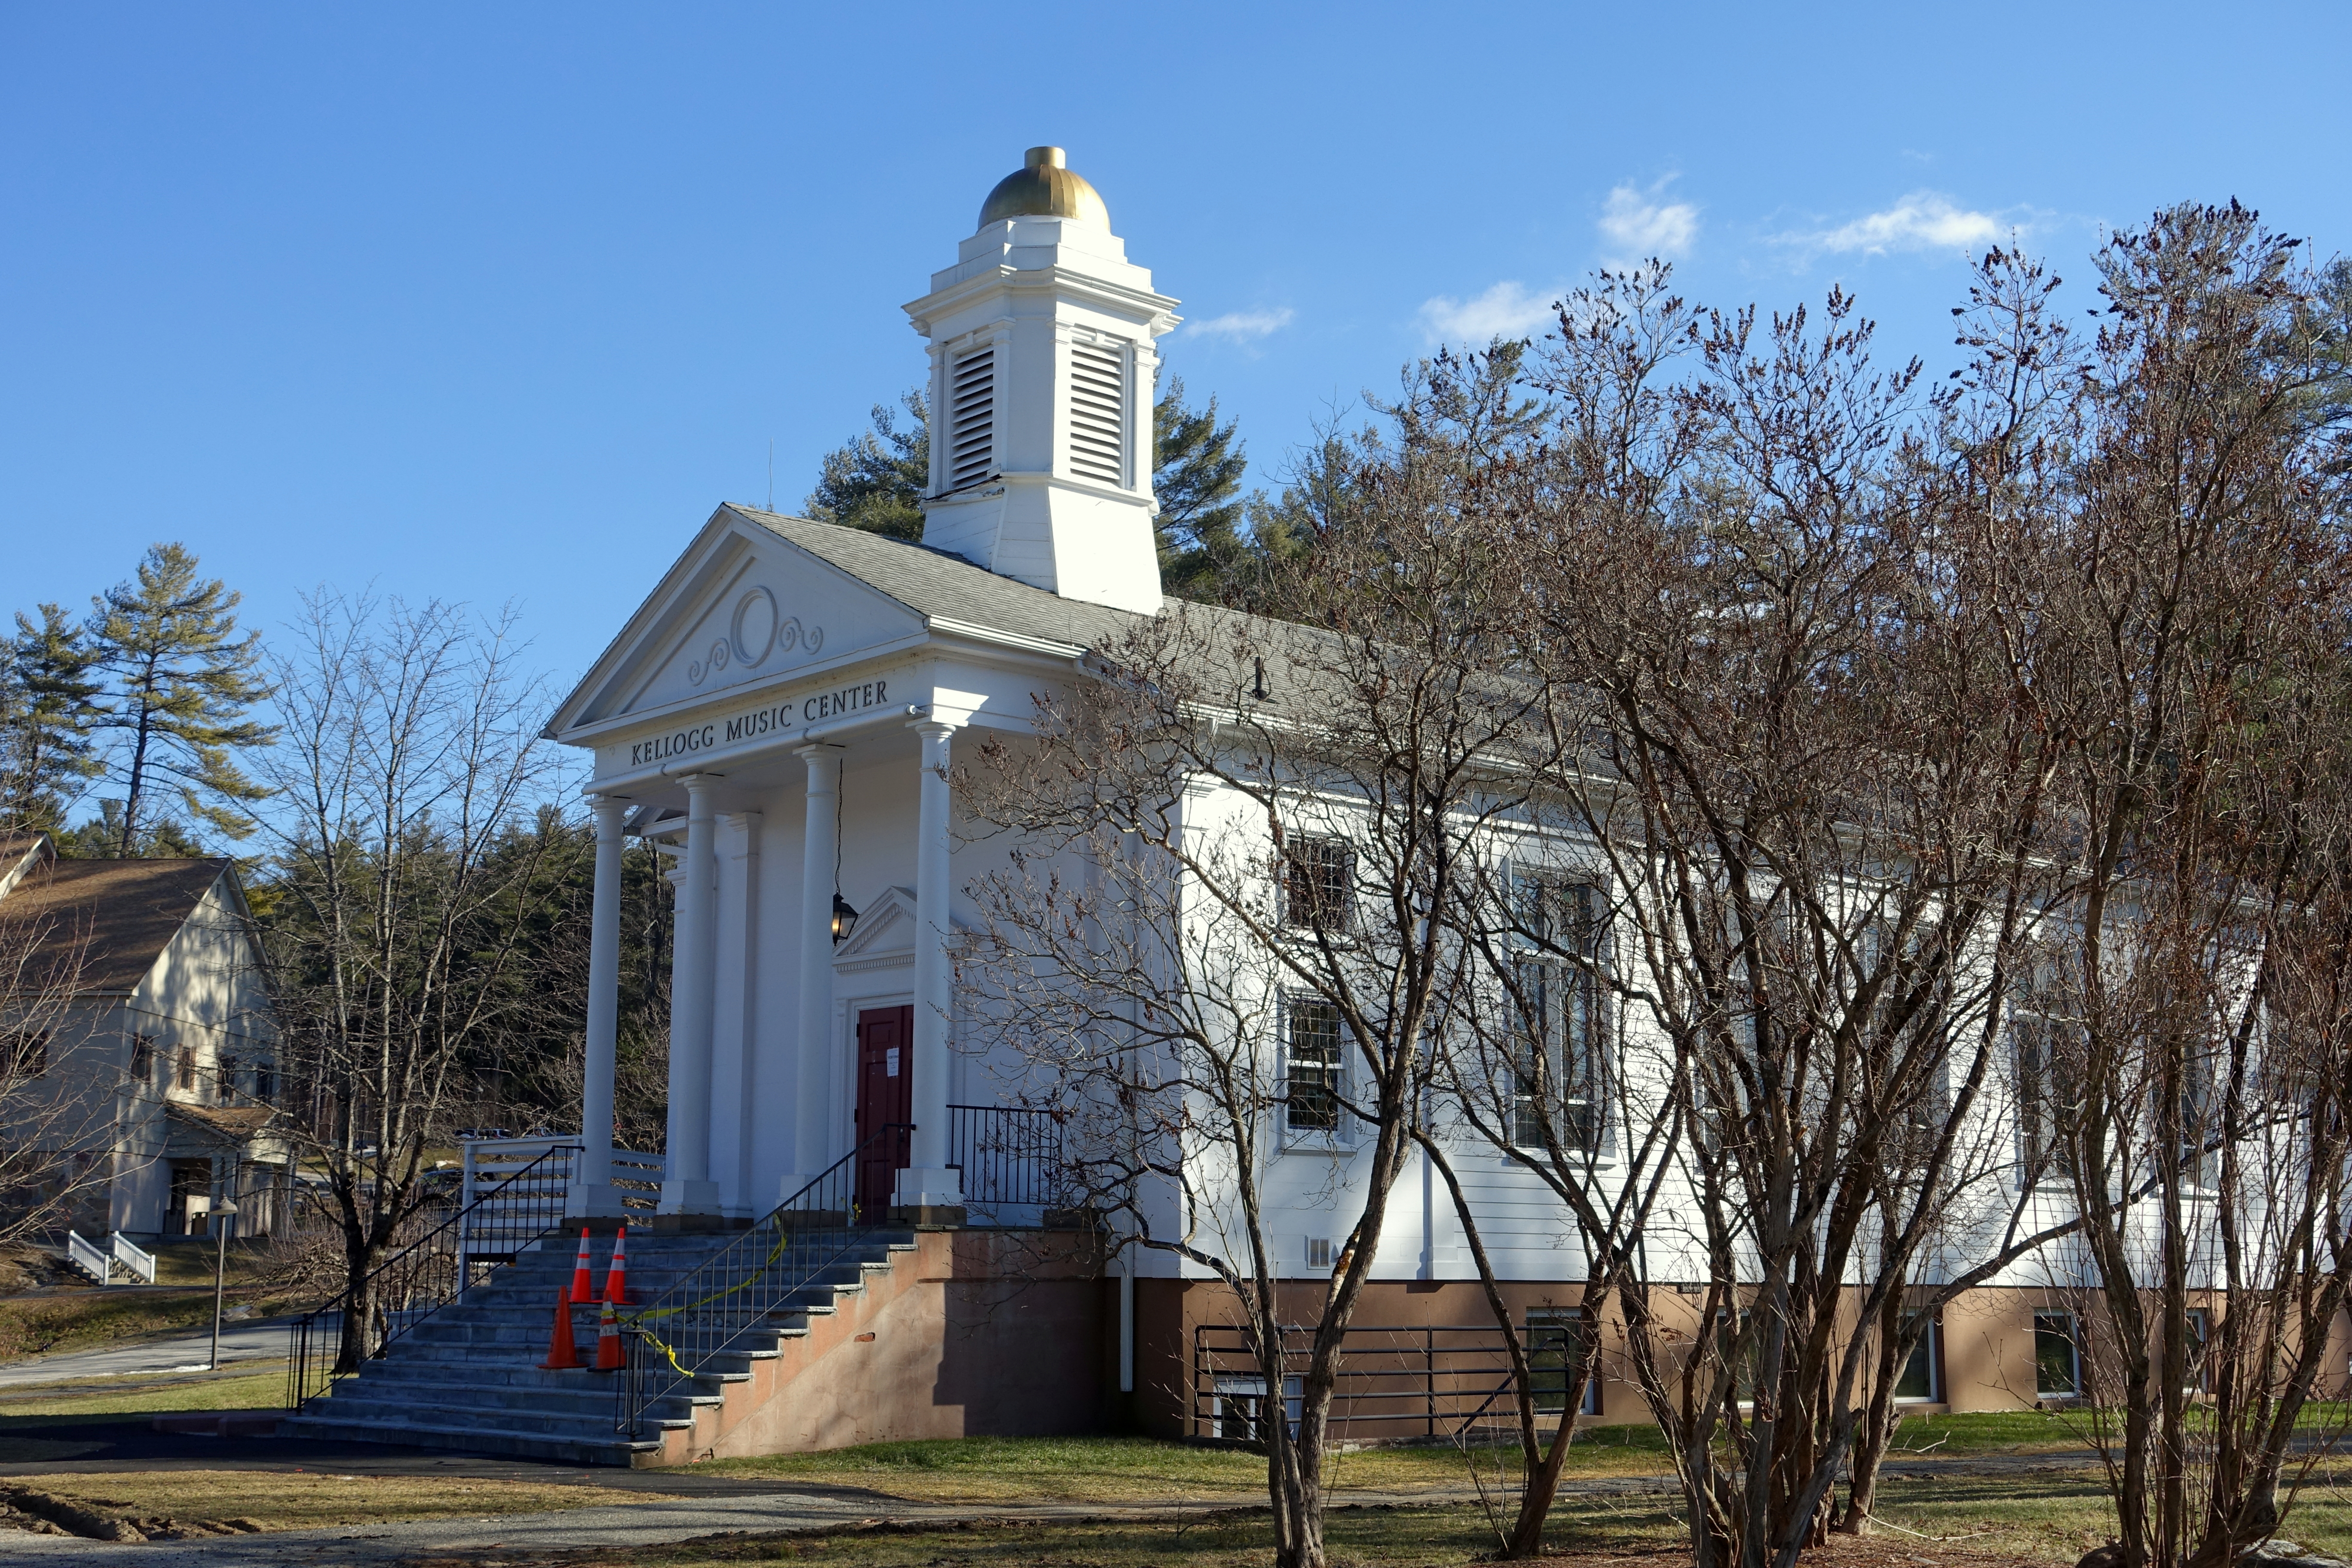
[1282,836,1356,935]
[1510,875,1605,1152]
[252,1061,275,1104]
[2014,1016,2072,1182]
[175,1043,196,1092]
[219,1056,240,1100]
[130,1033,154,1082]
[2034,1311,2082,1397]
[1286,997,1345,1134]
[1528,1308,1602,1416]
[2012,949,2082,1184]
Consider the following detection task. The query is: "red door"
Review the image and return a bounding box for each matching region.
[853,1006,914,1217]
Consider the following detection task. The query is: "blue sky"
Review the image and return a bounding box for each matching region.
[5,2,2347,711]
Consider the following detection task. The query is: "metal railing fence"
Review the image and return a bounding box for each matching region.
[945,1104,1068,1211]
[1191,1322,1590,1446]
[617,1123,912,1438]
[285,1141,579,1411]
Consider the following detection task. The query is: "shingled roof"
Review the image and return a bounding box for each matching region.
[0,856,237,994]
[728,505,1145,652]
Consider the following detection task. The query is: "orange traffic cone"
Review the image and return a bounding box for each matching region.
[600,1225,631,1305]
[594,1300,625,1371]
[566,1226,595,1304]
[539,1290,581,1369]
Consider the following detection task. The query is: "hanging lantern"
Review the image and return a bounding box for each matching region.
[831,894,859,944]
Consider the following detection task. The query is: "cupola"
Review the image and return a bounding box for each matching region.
[902,147,1178,616]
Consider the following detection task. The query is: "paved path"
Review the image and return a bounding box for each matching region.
[0,1488,1366,1565]
[0,1319,300,1389]
[0,1457,2128,1566]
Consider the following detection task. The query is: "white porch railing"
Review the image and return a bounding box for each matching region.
[608,1147,665,1211]
[65,1230,110,1285]
[111,1231,156,1284]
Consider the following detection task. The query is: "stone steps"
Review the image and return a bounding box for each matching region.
[279,1226,920,1467]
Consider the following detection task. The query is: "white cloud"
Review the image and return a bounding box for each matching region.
[1599,179,1700,267]
[1186,307,1294,343]
[1417,280,1557,343]
[1808,191,2004,255]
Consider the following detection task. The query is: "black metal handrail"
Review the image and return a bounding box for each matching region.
[285,1142,579,1412]
[616,1123,913,1438]
[945,1103,1069,1209]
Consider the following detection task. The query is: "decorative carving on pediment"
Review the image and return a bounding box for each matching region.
[687,586,826,687]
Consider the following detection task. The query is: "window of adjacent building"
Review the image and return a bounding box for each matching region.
[2034,1311,2082,1397]
[219,1056,239,1100]
[252,1061,275,1104]
[1510,874,1606,1153]
[946,347,995,490]
[1528,1308,1603,1416]
[1284,996,1345,1135]
[1067,339,1127,486]
[1281,835,1356,936]
[1895,1311,1941,1403]
[130,1033,154,1082]
[175,1044,196,1092]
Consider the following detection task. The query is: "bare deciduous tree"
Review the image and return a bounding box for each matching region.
[254,591,570,1370]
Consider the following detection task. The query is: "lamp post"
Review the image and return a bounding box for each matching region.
[207,1197,240,1373]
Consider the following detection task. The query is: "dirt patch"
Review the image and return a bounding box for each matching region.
[0,1468,683,1541]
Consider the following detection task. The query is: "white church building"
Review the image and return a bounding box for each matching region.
[290,147,2270,1465]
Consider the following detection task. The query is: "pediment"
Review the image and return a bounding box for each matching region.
[831,885,970,972]
[833,886,921,967]
[550,508,927,738]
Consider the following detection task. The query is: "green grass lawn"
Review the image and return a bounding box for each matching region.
[0,1364,289,1420]
[0,1285,298,1362]
[695,1416,2082,1505]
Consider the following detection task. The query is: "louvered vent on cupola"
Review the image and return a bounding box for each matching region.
[1068,340,1128,486]
[947,348,996,490]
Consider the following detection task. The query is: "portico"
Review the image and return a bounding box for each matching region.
[549,143,1173,1227]
[549,506,1150,1224]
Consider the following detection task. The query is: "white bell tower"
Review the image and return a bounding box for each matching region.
[903,147,1176,616]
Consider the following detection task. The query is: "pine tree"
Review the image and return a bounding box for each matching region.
[1152,375,1250,598]
[803,391,929,539]
[803,378,1256,589]
[86,543,275,855]
[0,604,104,836]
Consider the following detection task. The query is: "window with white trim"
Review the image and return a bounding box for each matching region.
[1509,873,1606,1153]
[2034,1311,2082,1396]
[1894,1311,1941,1402]
[1285,996,1346,1135]
[1282,835,1356,937]
[2012,950,2078,1185]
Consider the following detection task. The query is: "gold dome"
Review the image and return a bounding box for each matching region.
[977,146,1109,229]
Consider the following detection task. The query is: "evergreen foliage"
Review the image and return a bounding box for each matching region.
[804,376,1282,600]
[0,604,104,836]
[85,543,275,855]
[802,390,929,539]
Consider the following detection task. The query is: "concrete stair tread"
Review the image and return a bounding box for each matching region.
[293,1223,920,1465]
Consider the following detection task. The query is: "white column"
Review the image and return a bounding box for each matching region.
[789,745,843,1196]
[718,810,762,1219]
[660,774,721,1215]
[567,795,628,1219]
[894,720,964,1215]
